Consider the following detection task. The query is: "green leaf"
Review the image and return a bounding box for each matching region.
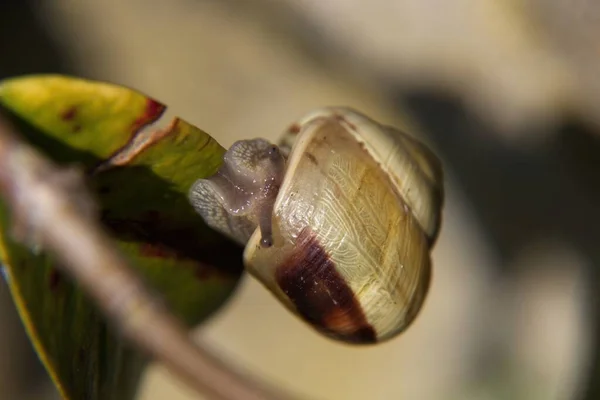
[0,75,244,400]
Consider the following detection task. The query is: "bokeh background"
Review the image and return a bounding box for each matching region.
[1,1,599,399]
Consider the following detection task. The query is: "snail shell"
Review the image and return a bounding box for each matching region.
[189,107,443,344]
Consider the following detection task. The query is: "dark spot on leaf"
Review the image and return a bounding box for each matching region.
[101,213,244,279]
[139,243,173,258]
[73,124,82,133]
[77,347,86,366]
[130,99,166,134]
[141,209,161,223]
[275,227,377,343]
[97,185,111,194]
[49,268,62,292]
[194,265,213,280]
[61,106,77,121]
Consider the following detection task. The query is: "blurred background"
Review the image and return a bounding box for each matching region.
[1,1,599,399]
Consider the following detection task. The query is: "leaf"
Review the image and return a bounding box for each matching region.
[0,75,245,400]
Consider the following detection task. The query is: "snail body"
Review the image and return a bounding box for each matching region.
[189,107,443,344]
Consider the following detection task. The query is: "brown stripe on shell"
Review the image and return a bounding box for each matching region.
[275,227,377,343]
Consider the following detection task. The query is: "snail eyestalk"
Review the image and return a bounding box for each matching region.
[189,139,286,248]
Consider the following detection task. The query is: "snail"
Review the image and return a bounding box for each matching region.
[189,107,444,344]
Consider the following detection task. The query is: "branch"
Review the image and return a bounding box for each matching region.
[0,114,284,400]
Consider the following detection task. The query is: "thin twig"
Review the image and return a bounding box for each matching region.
[0,114,283,400]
